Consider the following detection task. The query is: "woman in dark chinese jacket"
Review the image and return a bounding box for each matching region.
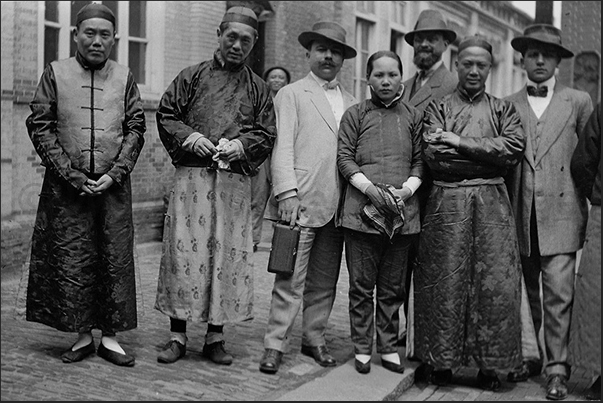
[337,50,424,374]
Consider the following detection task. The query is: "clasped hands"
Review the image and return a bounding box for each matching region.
[366,184,409,216]
[79,174,114,197]
[192,137,244,162]
[423,127,460,148]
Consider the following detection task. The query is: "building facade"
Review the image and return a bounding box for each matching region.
[1,0,538,273]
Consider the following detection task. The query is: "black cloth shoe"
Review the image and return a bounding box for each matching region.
[477,369,501,391]
[354,359,371,374]
[301,344,336,367]
[381,359,405,373]
[546,374,568,400]
[414,363,433,383]
[61,340,95,363]
[259,348,283,374]
[585,376,601,401]
[507,360,542,382]
[97,342,135,367]
[431,369,452,386]
[202,340,233,365]
[157,339,186,363]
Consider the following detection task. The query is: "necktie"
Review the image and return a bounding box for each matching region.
[527,85,548,97]
[409,71,426,99]
[323,80,338,90]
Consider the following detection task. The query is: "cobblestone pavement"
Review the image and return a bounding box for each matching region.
[1,221,356,401]
[398,366,596,401]
[1,220,598,401]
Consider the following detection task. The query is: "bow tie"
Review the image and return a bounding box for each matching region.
[527,85,548,97]
[323,80,339,90]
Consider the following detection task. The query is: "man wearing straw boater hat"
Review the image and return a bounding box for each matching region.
[155,6,276,366]
[259,21,357,374]
[505,24,593,400]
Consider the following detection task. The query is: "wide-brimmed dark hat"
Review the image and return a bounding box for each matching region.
[298,21,357,59]
[511,24,574,58]
[404,10,457,45]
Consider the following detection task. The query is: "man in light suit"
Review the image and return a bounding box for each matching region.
[505,24,593,401]
[259,21,357,374]
[397,9,458,358]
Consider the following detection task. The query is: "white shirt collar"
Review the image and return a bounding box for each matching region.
[310,71,337,88]
[527,75,556,92]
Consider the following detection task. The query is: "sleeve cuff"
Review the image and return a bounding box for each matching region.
[182,132,205,152]
[349,172,372,194]
[402,176,422,195]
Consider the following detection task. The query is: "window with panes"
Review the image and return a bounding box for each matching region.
[41,1,148,85]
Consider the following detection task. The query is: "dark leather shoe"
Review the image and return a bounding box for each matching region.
[202,340,233,365]
[381,359,405,373]
[354,359,370,374]
[477,369,501,391]
[546,374,568,400]
[61,341,95,363]
[585,376,601,401]
[259,348,282,374]
[97,342,135,367]
[414,363,433,383]
[301,344,336,367]
[431,369,452,386]
[157,339,186,363]
[507,360,542,382]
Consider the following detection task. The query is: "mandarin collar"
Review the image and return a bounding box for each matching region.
[369,86,404,108]
[456,83,486,103]
[75,51,108,71]
[212,49,245,72]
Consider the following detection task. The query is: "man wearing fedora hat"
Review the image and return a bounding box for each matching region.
[505,23,593,400]
[259,21,357,374]
[397,8,458,356]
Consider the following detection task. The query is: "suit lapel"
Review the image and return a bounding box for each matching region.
[534,86,571,166]
[304,75,338,135]
[514,90,535,170]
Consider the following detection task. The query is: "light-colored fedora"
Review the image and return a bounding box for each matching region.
[298,21,357,59]
[511,24,574,58]
[404,9,457,45]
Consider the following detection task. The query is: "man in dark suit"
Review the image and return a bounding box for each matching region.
[505,24,593,401]
[398,9,458,357]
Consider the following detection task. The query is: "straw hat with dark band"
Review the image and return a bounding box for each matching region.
[298,21,357,59]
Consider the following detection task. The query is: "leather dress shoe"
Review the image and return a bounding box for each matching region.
[97,342,135,367]
[301,344,336,367]
[546,374,568,400]
[202,340,233,365]
[585,375,601,401]
[157,339,186,363]
[430,369,452,386]
[507,360,542,382]
[354,359,371,374]
[381,359,405,374]
[61,341,95,363]
[259,348,283,374]
[477,369,501,391]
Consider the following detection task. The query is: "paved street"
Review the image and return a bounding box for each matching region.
[1,220,596,401]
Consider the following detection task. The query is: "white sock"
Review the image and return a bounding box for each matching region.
[101,335,125,355]
[170,332,187,345]
[381,353,400,364]
[355,354,371,364]
[72,332,93,351]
